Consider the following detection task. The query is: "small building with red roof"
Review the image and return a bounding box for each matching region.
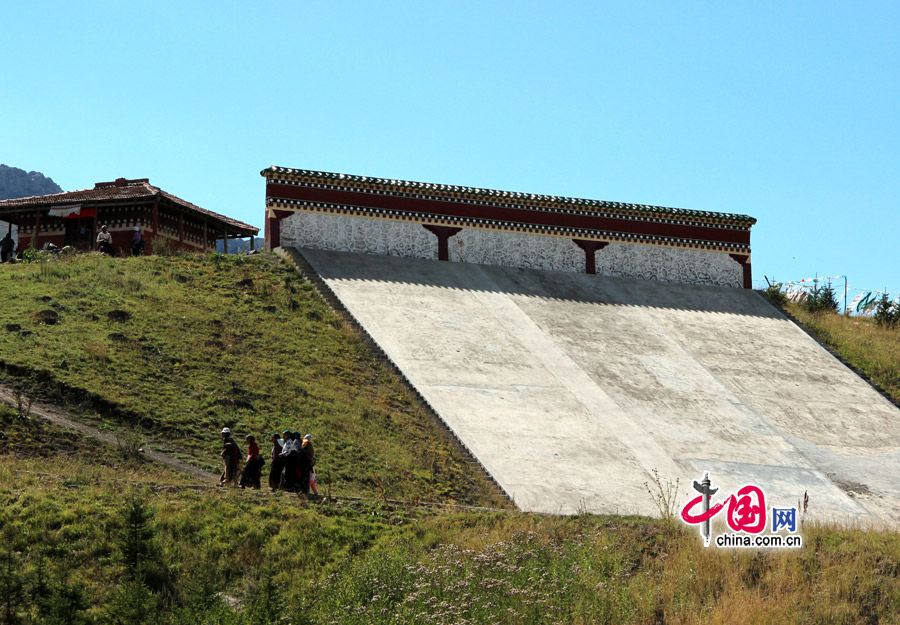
[0,177,258,255]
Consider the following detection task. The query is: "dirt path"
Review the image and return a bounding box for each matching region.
[0,385,216,481]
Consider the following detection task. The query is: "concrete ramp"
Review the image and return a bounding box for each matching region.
[296,248,900,524]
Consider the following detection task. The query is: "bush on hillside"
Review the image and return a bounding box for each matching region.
[764,283,788,307]
[805,280,839,314]
[874,293,899,329]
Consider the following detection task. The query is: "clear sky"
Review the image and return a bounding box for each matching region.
[2,2,897,294]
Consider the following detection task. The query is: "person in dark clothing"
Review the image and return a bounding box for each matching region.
[0,231,14,263]
[218,427,242,487]
[278,429,297,490]
[239,434,264,489]
[304,434,319,496]
[131,227,145,256]
[298,434,314,495]
[268,432,284,491]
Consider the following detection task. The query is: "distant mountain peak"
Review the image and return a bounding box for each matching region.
[0,164,63,200]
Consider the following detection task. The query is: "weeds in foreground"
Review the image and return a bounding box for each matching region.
[14,389,34,420]
[1,458,898,625]
[117,431,146,463]
[643,468,680,521]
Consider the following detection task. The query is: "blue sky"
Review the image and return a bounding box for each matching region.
[2,2,897,294]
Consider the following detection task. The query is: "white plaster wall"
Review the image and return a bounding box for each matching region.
[596,242,742,288]
[280,210,743,287]
[449,228,584,273]
[281,211,437,259]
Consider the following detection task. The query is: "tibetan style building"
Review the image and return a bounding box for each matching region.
[262,167,756,288]
[0,177,258,255]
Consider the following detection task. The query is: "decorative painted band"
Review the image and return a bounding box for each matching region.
[266,183,751,247]
[262,168,756,227]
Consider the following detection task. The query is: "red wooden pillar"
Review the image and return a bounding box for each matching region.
[151,196,161,254]
[266,213,280,250]
[32,211,42,249]
[265,210,293,251]
[729,254,753,289]
[573,239,608,274]
[423,224,462,261]
[92,207,99,247]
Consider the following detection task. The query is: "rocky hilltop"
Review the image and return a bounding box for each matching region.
[0,163,62,200]
[0,164,63,243]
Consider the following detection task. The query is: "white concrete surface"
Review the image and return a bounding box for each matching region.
[297,248,900,524]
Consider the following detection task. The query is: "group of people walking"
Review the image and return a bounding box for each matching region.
[219,427,318,495]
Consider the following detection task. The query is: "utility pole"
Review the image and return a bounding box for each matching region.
[843,275,848,315]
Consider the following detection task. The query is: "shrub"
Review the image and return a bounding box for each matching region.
[764,283,788,307]
[21,247,46,263]
[805,280,839,314]
[873,293,899,329]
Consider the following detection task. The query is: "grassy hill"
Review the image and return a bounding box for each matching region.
[1,253,898,624]
[2,447,897,625]
[0,253,504,505]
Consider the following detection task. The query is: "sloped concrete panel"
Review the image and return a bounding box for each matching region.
[297,248,900,524]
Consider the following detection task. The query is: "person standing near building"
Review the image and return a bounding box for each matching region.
[96,225,113,255]
[131,227,145,256]
[0,231,14,263]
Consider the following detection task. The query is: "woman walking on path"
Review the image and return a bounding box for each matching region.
[218,428,242,487]
[268,432,283,490]
[240,434,264,489]
[302,434,318,496]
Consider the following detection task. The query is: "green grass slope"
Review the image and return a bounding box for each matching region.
[1,451,897,625]
[0,253,505,505]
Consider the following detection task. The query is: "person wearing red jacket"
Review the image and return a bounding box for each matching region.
[239,434,265,489]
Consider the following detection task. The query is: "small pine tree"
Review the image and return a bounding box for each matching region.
[874,293,899,328]
[806,280,839,314]
[34,579,90,625]
[104,579,159,625]
[0,549,25,625]
[243,568,285,625]
[764,282,788,307]
[121,498,156,580]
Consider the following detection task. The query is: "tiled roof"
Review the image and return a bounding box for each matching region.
[261,166,757,227]
[0,178,258,234]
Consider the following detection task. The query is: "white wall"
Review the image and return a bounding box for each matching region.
[280,210,743,287]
